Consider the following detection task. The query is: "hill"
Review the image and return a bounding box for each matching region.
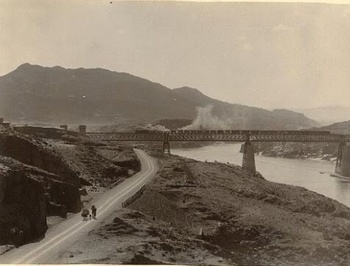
[173,87,318,130]
[0,64,317,130]
[296,105,350,126]
[316,120,350,135]
[0,64,196,124]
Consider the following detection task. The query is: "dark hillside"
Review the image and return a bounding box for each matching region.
[0,64,196,124]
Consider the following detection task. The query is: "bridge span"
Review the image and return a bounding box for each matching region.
[85,130,350,143]
[84,129,350,177]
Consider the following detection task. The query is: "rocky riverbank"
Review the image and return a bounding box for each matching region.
[255,142,338,161]
[58,150,350,265]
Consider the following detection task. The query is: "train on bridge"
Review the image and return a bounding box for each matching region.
[135,129,332,135]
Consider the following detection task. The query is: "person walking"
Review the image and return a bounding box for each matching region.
[91,205,97,219]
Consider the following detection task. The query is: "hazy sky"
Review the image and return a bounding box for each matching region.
[1,0,350,109]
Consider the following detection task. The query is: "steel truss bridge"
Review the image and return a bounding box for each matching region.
[85,130,350,143]
[85,129,350,176]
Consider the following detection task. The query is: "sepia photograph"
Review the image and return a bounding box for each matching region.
[1,0,350,264]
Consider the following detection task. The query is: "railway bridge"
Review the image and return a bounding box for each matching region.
[84,129,350,177]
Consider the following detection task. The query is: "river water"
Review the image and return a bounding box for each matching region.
[172,143,350,207]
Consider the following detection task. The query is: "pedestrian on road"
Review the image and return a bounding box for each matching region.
[91,205,97,219]
[81,209,89,221]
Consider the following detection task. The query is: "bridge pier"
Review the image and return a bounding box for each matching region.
[162,141,170,153]
[162,132,170,153]
[336,142,350,177]
[78,125,86,136]
[241,135,256,174]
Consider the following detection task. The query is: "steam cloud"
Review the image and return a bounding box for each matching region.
[182,105,233,130]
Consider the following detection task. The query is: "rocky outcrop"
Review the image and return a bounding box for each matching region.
[0,131,80,186]
[255,142,338,161]
[49,180,81,213]
[0,154,83,245]
[55,144,140,188]
[0,129,83,246]
[0,164,47,246]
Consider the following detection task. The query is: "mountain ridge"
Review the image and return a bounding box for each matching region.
[0,64,317,130]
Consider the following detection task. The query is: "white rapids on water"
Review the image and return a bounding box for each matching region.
[172,143,350,208]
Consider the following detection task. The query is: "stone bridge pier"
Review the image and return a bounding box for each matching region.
[336,142,350,177]
[162,132,170,153]
[241,134,256,174]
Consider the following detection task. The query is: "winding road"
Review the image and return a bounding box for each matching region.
[0,149,158,264]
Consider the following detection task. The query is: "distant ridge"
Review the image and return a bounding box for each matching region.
[296,105,350,125]
[0,64,317,129]
[315,120,350,134]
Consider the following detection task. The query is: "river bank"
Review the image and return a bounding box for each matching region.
[172,143,350,208]
[255,142,338,161]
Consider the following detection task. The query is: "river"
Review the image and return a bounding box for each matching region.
[172,143,350,207]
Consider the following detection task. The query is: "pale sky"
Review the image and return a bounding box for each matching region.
[1,0,350,109]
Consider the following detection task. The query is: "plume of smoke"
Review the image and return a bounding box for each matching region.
[182,105,233,130]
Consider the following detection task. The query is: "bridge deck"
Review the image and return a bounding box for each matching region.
[86,130,350,143]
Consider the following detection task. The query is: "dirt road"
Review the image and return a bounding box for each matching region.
[0,149,158,264]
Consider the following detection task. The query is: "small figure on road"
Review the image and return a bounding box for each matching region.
[81,208,89,221]
[91,205,97,219]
